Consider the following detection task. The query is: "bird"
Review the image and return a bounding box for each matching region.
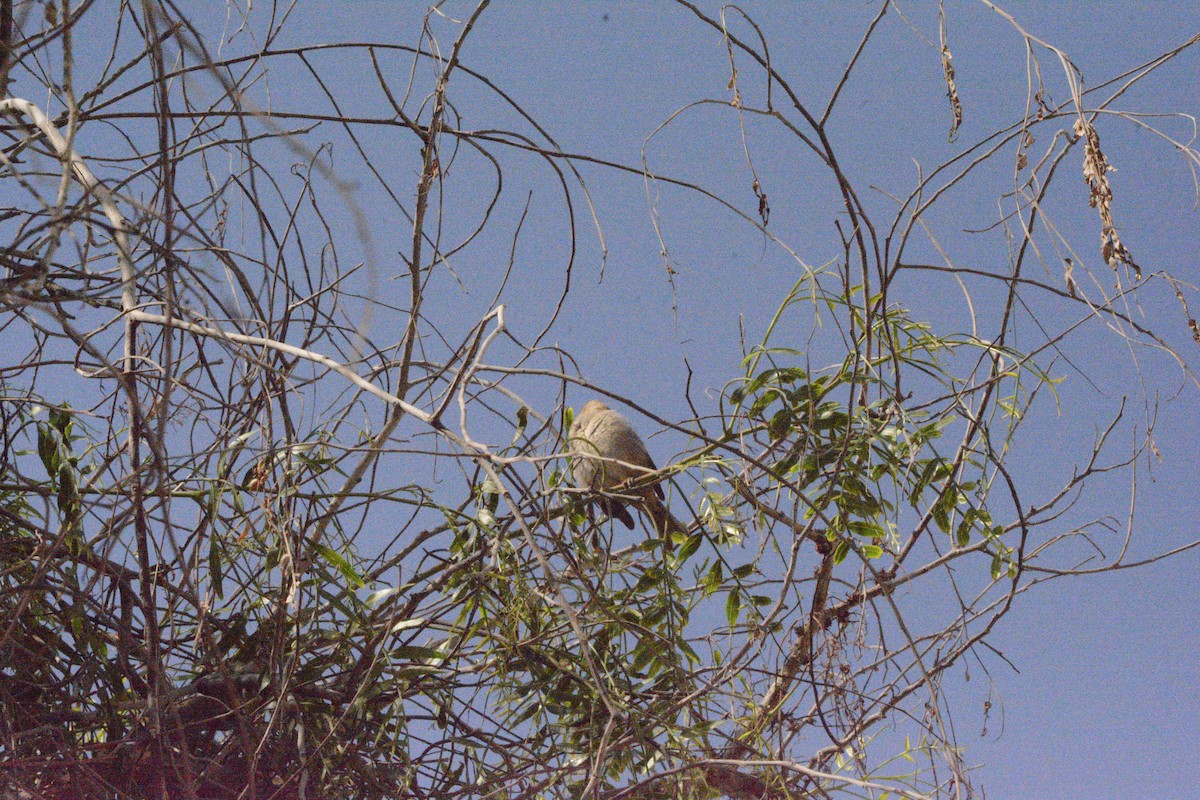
[567,399,685,546]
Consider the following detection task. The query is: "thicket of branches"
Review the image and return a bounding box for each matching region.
[1,2,1198,799]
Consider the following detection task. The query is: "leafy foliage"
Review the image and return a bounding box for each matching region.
[0,3,1196,799]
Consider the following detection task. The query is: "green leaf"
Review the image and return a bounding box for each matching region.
[846,520,886,539]
[367,587,401,607]
[956,518,972,547]
[768,408,793,441]
[774,453,799,474]
[37,425,56,473]
[678,638,701,665]
[49,405,72,434]
[393,645,445,663]
[861,544,883,559]
[703,561,724,595]
[635,567,665,592]
[676,532,703,561]
[932,492,952,534]
[631,640,654,674]
[732,563,755,579]
[209,539,224,599]
[56,465,78,516]
[725,591,741,627]
[832,539,850,565]
[390,617,427,634]
[775,367,808,384]
[313,543,366,588]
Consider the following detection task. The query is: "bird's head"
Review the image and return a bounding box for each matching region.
[579,399,610,418]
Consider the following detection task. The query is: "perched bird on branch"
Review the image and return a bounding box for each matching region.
[568,399,686,547]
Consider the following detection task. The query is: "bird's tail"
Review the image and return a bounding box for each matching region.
[645,496,688,551]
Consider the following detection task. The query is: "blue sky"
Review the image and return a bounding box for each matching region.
[224,2,1200,796]
[34,0,1195,795]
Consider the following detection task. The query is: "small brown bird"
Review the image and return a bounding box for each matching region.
[568,399,684,545]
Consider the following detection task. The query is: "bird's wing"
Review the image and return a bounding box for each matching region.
[626,430,665,501]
